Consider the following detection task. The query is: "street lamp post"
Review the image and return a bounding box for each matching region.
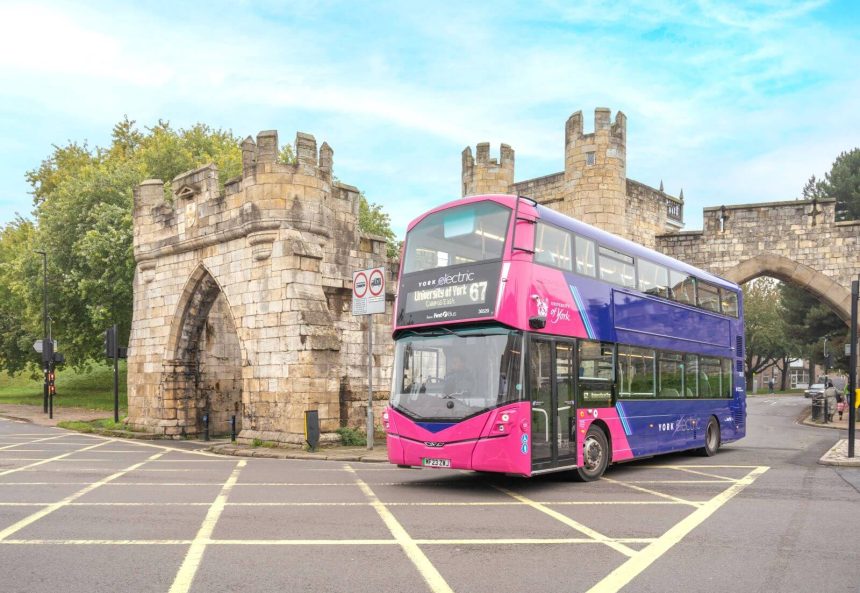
[34,250,48,414]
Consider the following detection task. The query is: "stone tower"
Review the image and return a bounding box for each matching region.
[129,129,393,445]
[461,142,515,196]
[461,108,680,246]
[563,108,627,236]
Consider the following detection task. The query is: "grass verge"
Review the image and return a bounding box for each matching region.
[0,362,127,411]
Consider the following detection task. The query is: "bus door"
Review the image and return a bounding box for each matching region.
[529,337,577,470]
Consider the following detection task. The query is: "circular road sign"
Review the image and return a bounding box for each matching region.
[353,272,368,298]
[369,268,385,297]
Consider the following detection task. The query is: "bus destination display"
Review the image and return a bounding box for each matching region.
[397,261,501,325]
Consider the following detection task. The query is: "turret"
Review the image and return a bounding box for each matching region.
[461,142,515,197]
[563,108,627,235]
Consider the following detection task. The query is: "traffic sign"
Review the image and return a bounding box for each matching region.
[32,339,57,354]
[352,267,385,315]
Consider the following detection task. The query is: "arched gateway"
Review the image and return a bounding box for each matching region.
[128,130,393,443]
[656,200,860,325]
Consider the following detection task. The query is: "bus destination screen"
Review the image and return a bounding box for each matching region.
[397,261,502,325]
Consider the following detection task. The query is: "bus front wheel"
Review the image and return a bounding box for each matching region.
[574,425,609,482]
[699,417,720,457]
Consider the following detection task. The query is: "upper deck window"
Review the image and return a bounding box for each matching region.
[575,235,596,277]
[638,259,669,298]
[669,269,696,305]
[598,246,635,288]
[403,201,511,274]
[534,223,572,271]
[721,289,739,317]
[697,281,721,313]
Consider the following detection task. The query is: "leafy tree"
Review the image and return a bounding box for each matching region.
[3,119,242,372]
[0,219,39,374]
[359,193,401,259]
[819,148,860,221]
[2,119,400,374]
[780,282,848,377]
[800,174,827,201]
[743,278,788,390]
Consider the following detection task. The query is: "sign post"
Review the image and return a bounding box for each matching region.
[352,267,386,450]
[849,280,857,458]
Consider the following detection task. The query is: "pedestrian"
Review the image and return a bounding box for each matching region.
[768,377,775,394]
[824,381,837,422]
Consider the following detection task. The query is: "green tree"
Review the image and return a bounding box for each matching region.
[819,148,860,221]
[5,119,243,371]
[743,278,788,390]
[0,218,39,374]
[780,282,848,377]
[358,193,401,259]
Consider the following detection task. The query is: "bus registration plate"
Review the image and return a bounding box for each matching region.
[422,458,450,468]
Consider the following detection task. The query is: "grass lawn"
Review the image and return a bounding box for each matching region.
[0,362,127,411]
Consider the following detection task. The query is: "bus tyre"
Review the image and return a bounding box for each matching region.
[574,425,609,482]
[700,417,720,457]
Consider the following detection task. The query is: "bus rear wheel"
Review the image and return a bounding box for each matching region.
[699,417,720,457]
[574,425,609,482]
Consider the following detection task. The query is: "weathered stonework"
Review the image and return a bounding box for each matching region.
[128,130,394,444]
[657,199,860,324]
[462,108,684,246]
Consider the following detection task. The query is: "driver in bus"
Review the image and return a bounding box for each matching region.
[443,351,475,396]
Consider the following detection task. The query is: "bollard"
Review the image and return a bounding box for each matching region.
[202,413,210,441]
[230,415,237,442]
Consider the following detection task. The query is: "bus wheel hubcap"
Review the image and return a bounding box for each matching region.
[584,438,602,469]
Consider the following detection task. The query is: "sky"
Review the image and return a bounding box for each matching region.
[0,0,858,237]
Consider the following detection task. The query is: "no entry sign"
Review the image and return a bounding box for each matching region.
[352,267,386,315]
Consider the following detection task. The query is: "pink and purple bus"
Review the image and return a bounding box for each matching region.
[384,195,745,480]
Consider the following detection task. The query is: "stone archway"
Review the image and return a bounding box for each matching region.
[722,253,852,325]
[162,265,244,437]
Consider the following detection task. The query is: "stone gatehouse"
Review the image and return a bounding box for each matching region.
[128,131,394,444]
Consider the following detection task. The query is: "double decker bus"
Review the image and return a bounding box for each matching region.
[384,195,745,481]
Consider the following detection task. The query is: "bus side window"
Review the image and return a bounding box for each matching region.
[670,270,696,305]
[574,235,596,277]
[721,289,739,317]
[534,223,572,271]
[578,341,614,406]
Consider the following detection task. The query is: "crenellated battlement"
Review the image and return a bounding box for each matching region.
[133,129,356,266]
[461,142,515,196]
[462,107,681,247]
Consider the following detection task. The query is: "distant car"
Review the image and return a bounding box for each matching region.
[804,383,826,398]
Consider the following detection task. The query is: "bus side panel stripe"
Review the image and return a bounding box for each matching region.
[568,284,595,340]
[615,403,633,436]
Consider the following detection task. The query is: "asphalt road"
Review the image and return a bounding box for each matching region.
[0,395,858,593]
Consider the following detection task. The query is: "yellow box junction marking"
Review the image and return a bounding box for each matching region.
[0,450,167,541]
[346,464,455,593]
[167,460,246,593]
[494,485,638,557]
[586,465,769,593]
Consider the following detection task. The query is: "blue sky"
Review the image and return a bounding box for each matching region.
[1,0,858,236]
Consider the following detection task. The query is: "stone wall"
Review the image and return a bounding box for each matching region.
[129,130,393,444]
[462,108,684,243]
[656,199,860,323]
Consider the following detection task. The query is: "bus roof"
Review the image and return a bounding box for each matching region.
[407,194,739,293]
